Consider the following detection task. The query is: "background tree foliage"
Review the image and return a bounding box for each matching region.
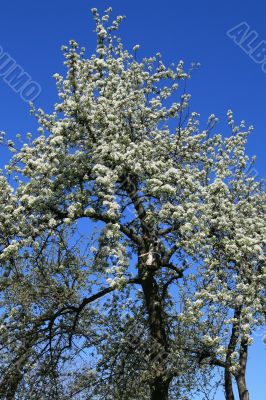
[0,7,265,400]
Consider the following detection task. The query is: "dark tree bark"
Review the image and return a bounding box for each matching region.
[124,175,174,399]
[224,307,242,400]
[151,376,171,400]
[236,339,249,400]
[141,268,171,400]
[224,368,235,400]
[236,375,249,400]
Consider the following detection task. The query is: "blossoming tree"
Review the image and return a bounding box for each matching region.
[0,7,265,400]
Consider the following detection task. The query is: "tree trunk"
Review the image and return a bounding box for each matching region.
[224,368,235,400]
[224,307,242,400]
[151,376,170,400]
[236,339,249,400]
[126,175,172,399]
[141,268,171,400]
[236,375,249,400]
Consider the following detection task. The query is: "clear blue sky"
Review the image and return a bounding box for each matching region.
[0,1,265,398]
